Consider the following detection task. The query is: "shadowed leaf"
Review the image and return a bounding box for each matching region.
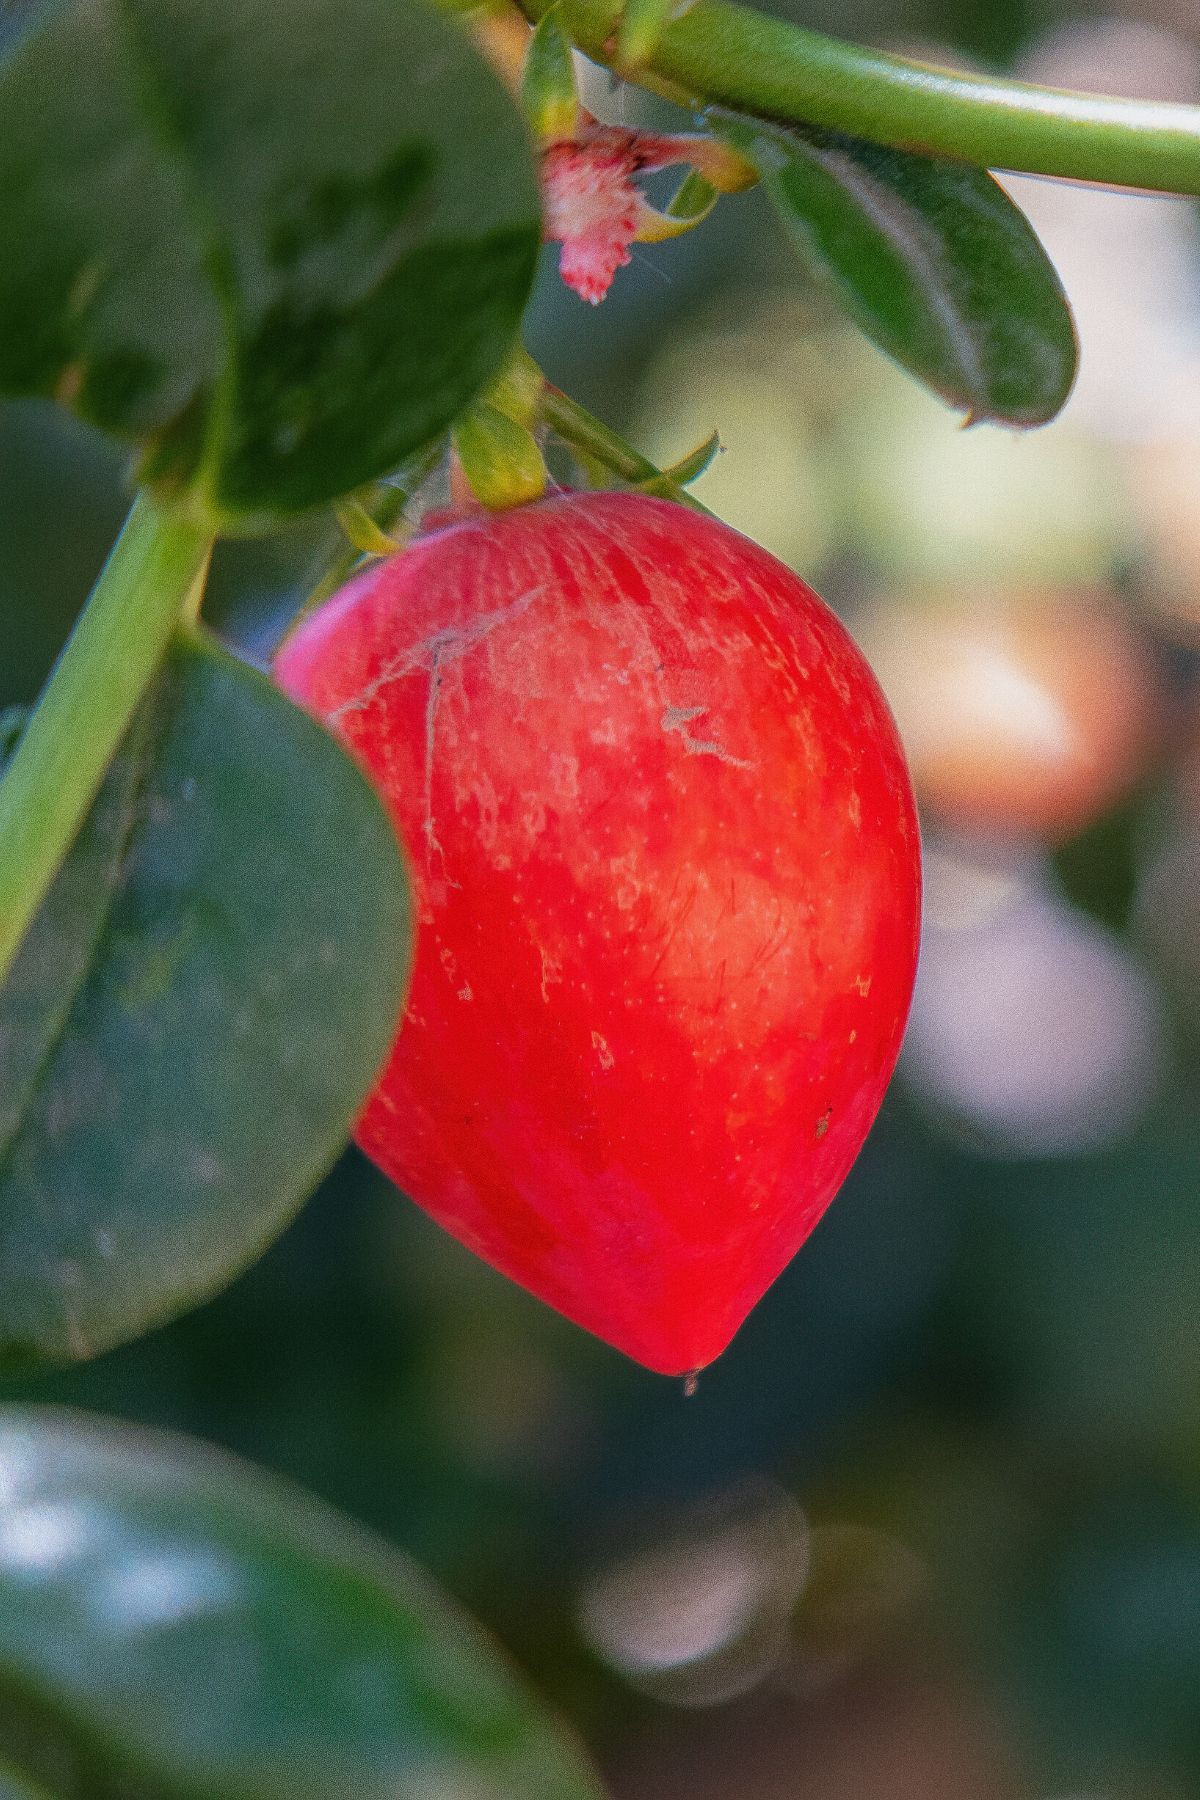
[0,633,411,1366]
[0,0,540,520]
[721,117,1077,426]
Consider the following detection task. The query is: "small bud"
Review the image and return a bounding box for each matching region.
[542,133,643,303]
[451,403,548,511]
[541,128,738,303]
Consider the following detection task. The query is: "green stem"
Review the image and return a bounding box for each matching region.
[526,0,1200,195]
[540,387,712,513]
[0,494,214,986]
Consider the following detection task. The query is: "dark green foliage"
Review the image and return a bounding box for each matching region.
[724,118,1078,425]
[0,633,412,1367]
[0,0,540,521]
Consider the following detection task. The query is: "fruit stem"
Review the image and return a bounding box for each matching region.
[519,0,1200,195]
[0,493,213,987]
[540,387,714,513]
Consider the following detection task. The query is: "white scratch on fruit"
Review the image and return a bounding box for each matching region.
[539,946,563,1002]
[330,585,546,726]
[660,704,753,769]
[609,849,643,911]
[329,587,545,884]
[854,974,872,996]
[591,1030,615,1070]
[423,641,453,882]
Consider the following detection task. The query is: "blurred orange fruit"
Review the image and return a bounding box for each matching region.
[857,586,1161,842]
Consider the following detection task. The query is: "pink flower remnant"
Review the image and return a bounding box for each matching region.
[541,126,686,304]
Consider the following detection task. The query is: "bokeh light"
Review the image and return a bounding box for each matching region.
[576,1481,810,1706]
[902,842,1166,1155]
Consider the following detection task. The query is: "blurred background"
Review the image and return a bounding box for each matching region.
[6,3,1200,1795]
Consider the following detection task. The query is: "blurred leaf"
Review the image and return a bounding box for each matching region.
[721,118,1077,427]
[0,1764,56,1800]
[0,631,411,1367]
[1012,1474,1200,1792]
[0,711,25,763]
[0,1407,607,1799]
[0,0,540,520]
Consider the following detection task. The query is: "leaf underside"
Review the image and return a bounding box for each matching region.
[0,633,412,1368]
[723,116,1078,427]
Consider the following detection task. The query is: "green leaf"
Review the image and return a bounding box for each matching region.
[0,713,26,766]
[0,0,540,520]
[0,1407,606,1800]
[0,633,411,1368]
[722,117,1077,427]
[614,0,676,74]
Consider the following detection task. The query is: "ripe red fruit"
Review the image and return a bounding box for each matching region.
[276,493,920,1374]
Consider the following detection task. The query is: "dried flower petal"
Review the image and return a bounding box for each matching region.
[541,127,685,304]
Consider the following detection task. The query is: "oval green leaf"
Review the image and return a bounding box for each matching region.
[0,1407,606,1799]
[0,0,540,520]
[722,118,1077,427]
[0,632,411,1367]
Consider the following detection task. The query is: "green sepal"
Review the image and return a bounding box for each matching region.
[483,344,548,430]
[522,5,580,143]
[452,402,548,510]
[667,168,718,221]
[635,169,718,243]
[659,428,721,485]
[334,495,407,557]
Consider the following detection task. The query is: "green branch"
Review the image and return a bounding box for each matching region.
[0,495,214,986]
[525,0,1200,195]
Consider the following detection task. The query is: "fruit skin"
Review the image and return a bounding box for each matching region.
[276,493,920,1374]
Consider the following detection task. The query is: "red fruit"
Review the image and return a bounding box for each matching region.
[276,493,920,1374]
